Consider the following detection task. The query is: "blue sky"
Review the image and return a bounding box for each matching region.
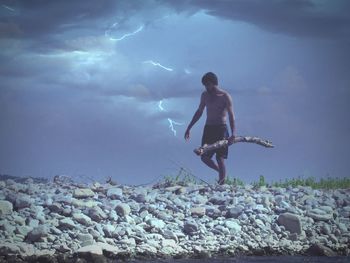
[0,0,349,185]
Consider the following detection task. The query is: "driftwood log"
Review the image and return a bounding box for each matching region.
[194,136,274,156]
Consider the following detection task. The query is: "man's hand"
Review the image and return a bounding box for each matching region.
[228,135,236,145]
[184,129,190,141]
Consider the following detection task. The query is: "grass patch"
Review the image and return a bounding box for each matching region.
[159,169,350,189]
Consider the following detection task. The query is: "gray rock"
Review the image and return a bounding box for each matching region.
[183,221,198,235]
[133,193,149,203]
[27,218,39,228]
[318,205,333,213]
[0,200,13,216]
[72,212,93,226]
[15,225,32,236]
[16,243,36,257]
[161,239,177,248]
[288,232,298,241]
[320,223,332,235]
[75,242,121,256]
[190,206,206,217]
[209,195,226,205]
[59,218,76,230]
[307,211,332,221]
[89,206,108,222]
[72,199,98,208]
[192,195,208,204]
[213,225,230,235]
[75,244,103,256]
[109,210,119,221]
[206,206,222,218]
[61,207,72,217]
[73,188,95,198]
[103,224,116,237]
[47,202,63,213]
[26,225,49,242]
[0,243,20,255]
[274,195,284,205]
[226,205,244,218]
[306,243,337,256]
[254,219,266,229]
[162,229,179,243]
[277,212,302,234]
[50,226,62,235]
[107,187,123,200]
[0,220,15,234]
[54,194,72,205]
[147,218,165,229]
[338,223,348,233]
[115,203,131,216]
[117,237,136,246]
[225,220,241,233]
[31,205,45,219]
[77,233,94,246]
[15,194,33,209]
[96,242,121,255]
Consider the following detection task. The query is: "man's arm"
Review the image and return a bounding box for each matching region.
[184,92,206,140]
[226,93,236,137]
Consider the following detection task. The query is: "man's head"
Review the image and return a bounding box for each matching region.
[202,72,218,92]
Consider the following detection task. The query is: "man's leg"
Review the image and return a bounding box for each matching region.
[201,155,219,172]
[216,155,226,184]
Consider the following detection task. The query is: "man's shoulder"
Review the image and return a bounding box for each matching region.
[220,89,232,98]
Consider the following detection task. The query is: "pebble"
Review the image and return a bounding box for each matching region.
[73,188,95,199]
[115,203,131,216]
[0,178,348,260]
[0,200,13,216]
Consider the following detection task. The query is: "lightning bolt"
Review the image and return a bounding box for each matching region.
[143,60,174,72]
[158,100,165,111]
[104,22,118,38]
[158,100,183,136]
[2,4,15,12]
[105,23,144,42]
[168,118,183,136]
[184,68,191,74]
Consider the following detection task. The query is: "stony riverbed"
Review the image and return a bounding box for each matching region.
[0,176,349,262]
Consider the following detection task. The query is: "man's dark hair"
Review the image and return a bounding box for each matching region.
[202,72,218,86]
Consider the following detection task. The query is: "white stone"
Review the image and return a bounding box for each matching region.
[107,188,123,200]
[147,218,165,229]
[225,220,242,233]
[76,244,103,255]
[72,212,93,226]
[0,200,13,216]
[73,188,95,198]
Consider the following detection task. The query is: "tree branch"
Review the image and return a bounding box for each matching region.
[194,136,274,156]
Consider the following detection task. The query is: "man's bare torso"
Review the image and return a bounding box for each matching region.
[203,89,228,125]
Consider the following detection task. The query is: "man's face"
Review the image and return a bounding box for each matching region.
[204,82,216,93]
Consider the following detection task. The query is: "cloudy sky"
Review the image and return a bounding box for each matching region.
[1,0,349,185]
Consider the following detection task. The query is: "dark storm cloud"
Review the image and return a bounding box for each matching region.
[2,0,349,43]
[162,0,350,39]
[1,0,126,38]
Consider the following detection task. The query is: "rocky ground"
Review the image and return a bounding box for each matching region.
[0,176,349,262]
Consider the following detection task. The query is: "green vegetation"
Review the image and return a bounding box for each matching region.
[160,168,350,189]
[161,167,198,186]
[265,175,350,189]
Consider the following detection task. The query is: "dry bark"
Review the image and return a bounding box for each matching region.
[194,136,274,156]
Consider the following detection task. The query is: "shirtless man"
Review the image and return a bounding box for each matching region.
[184,72,236,185]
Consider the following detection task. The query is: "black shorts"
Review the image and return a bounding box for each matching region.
[201,124,229,159]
